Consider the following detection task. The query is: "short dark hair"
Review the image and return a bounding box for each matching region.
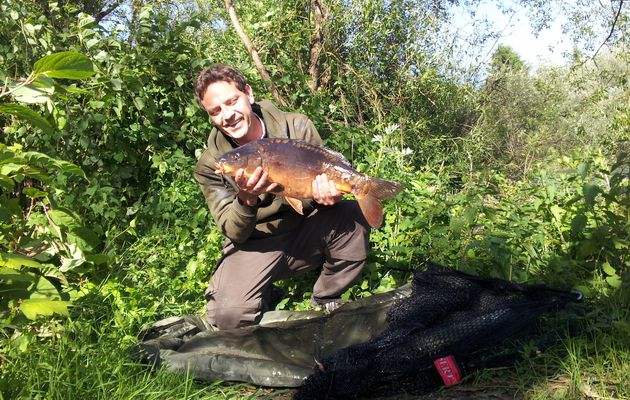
[194,64,248,108]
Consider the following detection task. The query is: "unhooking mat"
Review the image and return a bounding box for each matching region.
[131,283,413,387]
[131,264,582,396]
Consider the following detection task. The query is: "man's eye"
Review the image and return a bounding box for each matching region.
[208,109,220,116]
[227,97,238,105]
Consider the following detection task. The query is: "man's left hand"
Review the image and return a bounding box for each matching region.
[312,174,342,206]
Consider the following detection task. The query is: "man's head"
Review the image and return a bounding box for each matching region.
[194,64,259,143]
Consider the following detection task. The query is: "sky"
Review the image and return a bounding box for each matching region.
[451,1,572,71]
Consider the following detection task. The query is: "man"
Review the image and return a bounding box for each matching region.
[193,64,370,330]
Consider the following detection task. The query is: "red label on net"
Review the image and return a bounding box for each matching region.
[433,355,462,386]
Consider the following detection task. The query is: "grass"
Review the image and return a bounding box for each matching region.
[1,285,628,400]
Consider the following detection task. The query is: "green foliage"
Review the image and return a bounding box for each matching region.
[468,46,629,175]
[0,1,628,399]
[0,142,102,322]
[488,44,527,74]
[0,49,100,322]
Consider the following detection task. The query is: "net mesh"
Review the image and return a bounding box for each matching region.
[294,264,581,399]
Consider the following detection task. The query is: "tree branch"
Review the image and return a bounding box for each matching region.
[95,0,125,23]
[224,0,288,106]
[591,0,625,60]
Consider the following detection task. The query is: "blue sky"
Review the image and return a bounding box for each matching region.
[451,0,572,70]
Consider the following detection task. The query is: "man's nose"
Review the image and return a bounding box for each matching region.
[221,105,235,121]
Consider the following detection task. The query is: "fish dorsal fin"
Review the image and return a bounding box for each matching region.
[281,139,353,168]
[285,196,304,215]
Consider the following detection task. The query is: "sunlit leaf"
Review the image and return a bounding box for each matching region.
[68,227,100,251]
[11,84,51,104]
[133,97,145,110]
[549,204,562,222]
[602,262,616,276]
[22,187,48,199]
[605,275,622,289]
[0,252,42,269]
[110,78,122,91]
[577,162,589,179]
[22,151,86,179]
[49,208,78,228]
[59,257,85,273]
[33,52,95,80]
[85,253,109,265]
[52,159,87,179]
[19,298,71,320]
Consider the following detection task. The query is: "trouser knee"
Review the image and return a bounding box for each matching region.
[206,300,262,330]
[206,307,239,330]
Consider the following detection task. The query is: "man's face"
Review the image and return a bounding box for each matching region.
[200,81,255,141]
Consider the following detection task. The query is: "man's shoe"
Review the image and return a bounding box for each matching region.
[310,296,348,313]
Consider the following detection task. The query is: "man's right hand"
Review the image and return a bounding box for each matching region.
[232,166,278,206]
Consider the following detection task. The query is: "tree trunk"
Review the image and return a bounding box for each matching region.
[308,0,325,93]
[128,0,141,47]
[224,0,288,107]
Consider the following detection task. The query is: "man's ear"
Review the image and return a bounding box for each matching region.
[245,84,255,104]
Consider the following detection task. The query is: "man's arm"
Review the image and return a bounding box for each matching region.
[194,151,260,243]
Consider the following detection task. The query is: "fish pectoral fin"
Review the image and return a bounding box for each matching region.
[285,197,304,215]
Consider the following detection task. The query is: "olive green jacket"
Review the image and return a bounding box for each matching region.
[194,100,322,243]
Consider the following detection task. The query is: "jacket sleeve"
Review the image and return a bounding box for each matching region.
[193,151,258,243]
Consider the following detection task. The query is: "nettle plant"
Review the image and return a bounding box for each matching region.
[0,52,105,323]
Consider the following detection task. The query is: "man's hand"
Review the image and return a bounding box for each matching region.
[216,166,278,206]
[312,174,342,206]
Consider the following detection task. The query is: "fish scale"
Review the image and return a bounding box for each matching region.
[215,138,403,228]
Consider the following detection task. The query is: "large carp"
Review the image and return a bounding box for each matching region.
[214,138,403,228]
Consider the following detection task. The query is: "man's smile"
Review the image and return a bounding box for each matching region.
[225,117,243,128]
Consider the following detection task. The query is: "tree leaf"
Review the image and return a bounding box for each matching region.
[68,227,100,251]
[49,208,78,228]
[602,262,616,276]
[583,183,600,206]
[0,252,42,269]
[52,159,87,179]
[0,267,37,282]
[85,253,109,265]
[22,187,48,199]
[605,275,622,289]
[571,214,587,235]
[19,298,71,320]
[549,204,562,222]
[33,52,95,80]
[11,84,51,104]
[22,151,86,179]
[0,104,55,134]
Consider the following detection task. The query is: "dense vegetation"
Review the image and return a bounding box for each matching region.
[1,0,628,398]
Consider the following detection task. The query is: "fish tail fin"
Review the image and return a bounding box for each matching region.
[357,195,384,229]
[368,178,404,201]
[356,178,403,229]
